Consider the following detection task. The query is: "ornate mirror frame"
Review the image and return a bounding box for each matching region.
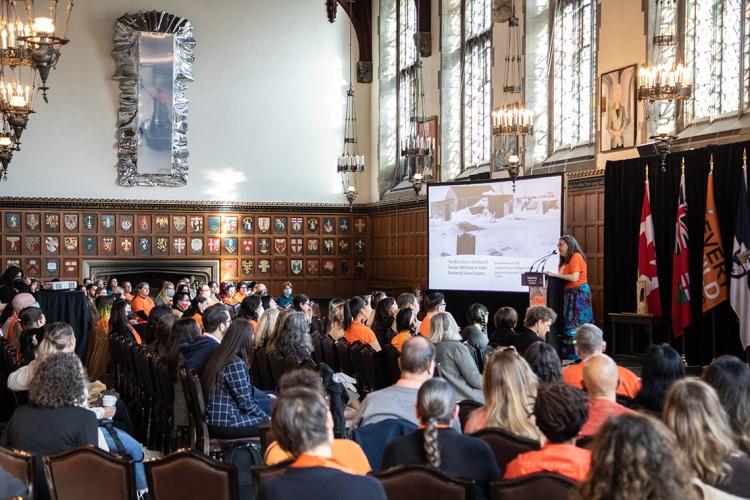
[113,11,195,187]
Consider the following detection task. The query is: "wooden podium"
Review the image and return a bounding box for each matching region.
[521,272,566,356]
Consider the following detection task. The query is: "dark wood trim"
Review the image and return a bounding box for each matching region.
[328,0,373,82]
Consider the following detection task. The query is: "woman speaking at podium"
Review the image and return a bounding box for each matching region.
[549,235,593,361]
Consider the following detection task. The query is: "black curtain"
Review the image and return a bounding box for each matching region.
[36,290,91,359]
[604,140,750,365]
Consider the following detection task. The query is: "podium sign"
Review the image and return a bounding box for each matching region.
[522,272,548,307]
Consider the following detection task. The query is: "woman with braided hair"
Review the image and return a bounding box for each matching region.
[381,378,500,500]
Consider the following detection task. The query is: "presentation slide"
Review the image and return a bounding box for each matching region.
[428,174,563,292]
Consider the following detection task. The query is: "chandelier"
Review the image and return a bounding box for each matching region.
[0,0,73,181]
[491,1,530,191]
[337,0,365,209]
[638,0,690,172]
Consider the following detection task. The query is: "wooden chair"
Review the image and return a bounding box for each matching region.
[310,332,324,364]
[457,400,483,430]
[253,346,274,391]
[382,344,402,386]
[146,449,240,500]
[319,334,339,372]
[251,459,294,500]
[489,472,578,500]
[372,464,473,500]
[267,351,286,388]
[43,446,136,500]
[0,446,33,499]
[471,427,541,472]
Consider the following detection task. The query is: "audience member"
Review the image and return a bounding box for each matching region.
[274,311,314,363]
[664,379,750,497]
[146,305,173,343]
[109,299,142,345]
[106,276,118,296]
[261,293,277,311]
[524,342,562,384]
[562,324,641,398]
[180,304,231,374]
[2,292,36,345]
[0,265,23,305]
[326,299,348,341]
[460,303,489,368]
[353,336,435,427]
[8,322,76,391]
[494,305,554,355]
[255,307,280,348]
[2,353,98,500]
[344,296,381,351]
[17,305,46,363]
[182,296,208,329]
[504,383,590,482]
[630,343,684,416]
[154,280,175,307]
[578,354,633,438]
[430,312,483,402]
[390,308,416,353]
[222,283,241,306]
[278,281,294,308]
[85,296,113,383]
[418,292,445,338]
[151,313,177,358]
[121,281,134,301]
[464,348,542,440]
[264,369,371,474]
[238,294,263,331]
[702,355,750,455]
[396,293,421,329]
[579,413,700,500]
[207,281,221,305]
[266,307,296,352]
[259,388,386,500]
[130,282,154,324]
[370,296,397,346]
[382,378,501,499]
[202,319,269,438]
[171,291,191,317]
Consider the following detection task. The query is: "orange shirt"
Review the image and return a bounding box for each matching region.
[222,295,241,306]
[127,324,143,345]
[130,295,154,324]
[344,321,377,345]
[418,314,432,338]
[578,399,633,438]
[562,361,642,399]
[390,331,412,353]
[6,315,20,346]
[504,443,591,483]
[265,439,370,475]
[289,453,353,474]
[248,319,258,332]
[558,252,588,289]
[123,292,134,302]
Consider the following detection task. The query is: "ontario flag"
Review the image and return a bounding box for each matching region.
[672,170,691,337]
[638,175,662,315]
[702,168,728,312]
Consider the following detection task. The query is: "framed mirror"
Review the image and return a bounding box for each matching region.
[113,11,195,186]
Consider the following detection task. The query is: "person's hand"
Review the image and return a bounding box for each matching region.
[100,406,117,419]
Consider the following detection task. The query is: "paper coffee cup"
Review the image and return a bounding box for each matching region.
[102,395,117,407]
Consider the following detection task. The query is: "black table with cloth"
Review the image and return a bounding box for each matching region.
[36,290,90,358]
[604,140,750,364]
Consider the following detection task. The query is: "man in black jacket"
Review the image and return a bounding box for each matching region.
[180,304,231,375]
[491,305,556,356]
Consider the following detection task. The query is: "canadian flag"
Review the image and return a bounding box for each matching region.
[638,176,662,315]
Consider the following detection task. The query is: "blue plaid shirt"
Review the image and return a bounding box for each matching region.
[205,356,268,428]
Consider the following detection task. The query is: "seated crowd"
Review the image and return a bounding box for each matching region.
[0,266,749,500]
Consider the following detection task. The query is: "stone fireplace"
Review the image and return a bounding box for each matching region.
[82,259,220,290]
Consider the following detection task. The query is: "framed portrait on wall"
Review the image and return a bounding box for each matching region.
[600,65,636,153]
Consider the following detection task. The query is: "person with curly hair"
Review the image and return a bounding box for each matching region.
[663,379,750,497]
[464,348,542,441]
[2,353,98,500]
[579,413,700,500]
[504,382,590,482]
[702,355,750,456]
[381,377,500,500]
[524,341,562,385]
[273,311,314,363]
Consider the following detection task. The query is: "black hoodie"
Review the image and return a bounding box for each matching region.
[179,335,219,375]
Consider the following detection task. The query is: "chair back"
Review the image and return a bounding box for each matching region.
[180,367,209,454]
[253,346,274,391]
[373,464,473,500]
[382,344,401,386]
[43,446,136,500]
[489,472,578,500]
[146,449,239,500]
[0,446,33,498]
[457,400,483,431]
[471,427,541,472]
[319,334,339,372]
[356,344,381,391]
[266,350,286,388]
[251,459,293,500]
[310,332,324,364]
[334,339,354,375]
[350,418,418,470]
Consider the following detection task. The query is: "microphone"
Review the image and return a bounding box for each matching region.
[534,249,558,272]
[529,249,557,272]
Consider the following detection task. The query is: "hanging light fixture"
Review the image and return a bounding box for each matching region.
[491,0,530,192]
[400,0,433,196]
[0,0,73,181]
[638,0,690,172]
[337,0,365,209]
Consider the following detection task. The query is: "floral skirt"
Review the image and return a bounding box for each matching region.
[563,283,594,360]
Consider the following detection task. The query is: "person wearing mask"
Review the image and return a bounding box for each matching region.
[381,378,501,500]
[578,354,633,438]
[154,281,175,307]
[343,296,381,351]
[418,292,446,338]
[171,291,191,318]
[180,304,231,375]
[278,282,294,309]
[254,282,268,296]
[504,383,591,482]
[0,265,23,306]
[130,282,154,325]
[259,388,386,500]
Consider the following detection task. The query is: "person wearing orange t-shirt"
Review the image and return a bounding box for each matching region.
[121,281,134,302]
[562,324,642,399]
[258,387,386,500]
[578,355,633,439]
[547,235,593,361]
[130,282,154,325]
[222,284,242,307]
[418,292,446,338]
[505,383,591,483]
[390,308,416,353]
[344,296,381,351]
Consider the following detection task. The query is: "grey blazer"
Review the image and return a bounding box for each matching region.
[435,339,484,403]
